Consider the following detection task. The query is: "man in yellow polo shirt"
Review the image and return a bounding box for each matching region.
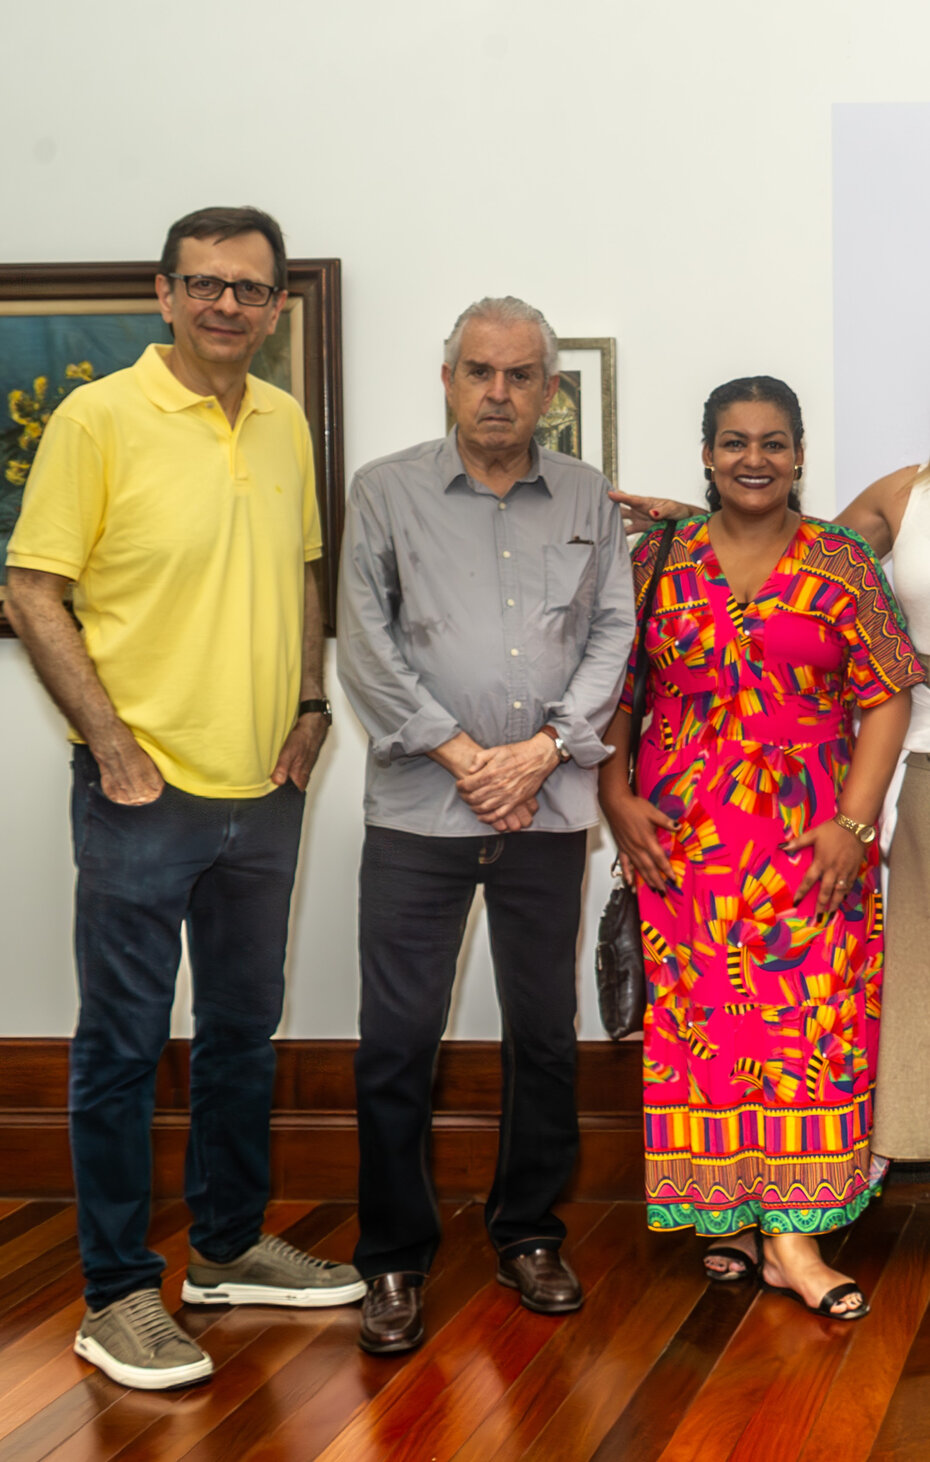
[5,206,364,1391]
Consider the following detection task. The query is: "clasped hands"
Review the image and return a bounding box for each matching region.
[612,794,866,915]
[455,735,559,832]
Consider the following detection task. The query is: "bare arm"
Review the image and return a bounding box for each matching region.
[271,560,329,791]
[787,690,912,914]
[835,464,920,557]
[5,566,163,804]
[609,490,701,538]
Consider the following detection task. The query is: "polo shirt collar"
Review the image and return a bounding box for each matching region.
[134,343,275,417]
[440,428,552,495]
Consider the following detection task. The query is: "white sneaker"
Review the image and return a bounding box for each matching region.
[74,1289,213,1390]
[181,1232,367,1308]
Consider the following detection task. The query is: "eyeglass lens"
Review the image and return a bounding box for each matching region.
[185,275,274,306]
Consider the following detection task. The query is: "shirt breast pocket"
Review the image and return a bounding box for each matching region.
[543,542,596,613]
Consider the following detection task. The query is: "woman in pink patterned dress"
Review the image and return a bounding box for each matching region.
[599,378,922,1318]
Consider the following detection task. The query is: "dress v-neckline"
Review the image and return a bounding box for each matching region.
[700,516,804,608]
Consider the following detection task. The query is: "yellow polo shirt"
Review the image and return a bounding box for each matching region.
[7,343,322,797]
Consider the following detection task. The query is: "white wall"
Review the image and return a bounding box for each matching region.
[4,0,930,1036]
[833,103,930,503]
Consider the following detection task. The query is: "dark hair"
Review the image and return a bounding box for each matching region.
[158,206,287,292]
[702,375,804,511]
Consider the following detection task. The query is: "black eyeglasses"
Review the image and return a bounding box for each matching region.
[169,274,278,307]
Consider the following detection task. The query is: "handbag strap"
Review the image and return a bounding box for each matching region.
[627,518,677,777]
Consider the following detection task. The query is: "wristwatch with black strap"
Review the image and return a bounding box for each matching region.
[298,698,333,725]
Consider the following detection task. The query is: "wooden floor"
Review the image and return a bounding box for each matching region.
[2,1181,930,1461]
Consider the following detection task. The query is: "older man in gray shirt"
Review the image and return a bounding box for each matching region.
[337,296,635,1354]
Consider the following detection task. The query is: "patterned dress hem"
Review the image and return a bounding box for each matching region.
[646,1181,878,1236]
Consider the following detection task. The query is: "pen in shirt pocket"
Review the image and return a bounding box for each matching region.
[568,536,594,545]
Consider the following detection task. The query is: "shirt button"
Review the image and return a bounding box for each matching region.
[498,502,507,510]
[506,598,515,607]
[513,700,522,709]
[502,550,511,559]
[511,648,520,657]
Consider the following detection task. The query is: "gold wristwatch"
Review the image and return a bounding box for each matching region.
[833,812,876,845]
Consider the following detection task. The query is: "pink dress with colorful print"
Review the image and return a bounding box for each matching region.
[626,517,924,1237]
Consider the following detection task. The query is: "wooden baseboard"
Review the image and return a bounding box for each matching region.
[0,1038,645,1201]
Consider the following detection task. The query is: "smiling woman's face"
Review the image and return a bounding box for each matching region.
[702,400,802,516]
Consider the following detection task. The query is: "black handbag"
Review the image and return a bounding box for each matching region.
[596,518,677,1040]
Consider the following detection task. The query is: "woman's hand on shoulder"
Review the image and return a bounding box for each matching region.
[609,490,698,539]
[783,818,866,917]
[604,794,679,892]
[836,464,921,558]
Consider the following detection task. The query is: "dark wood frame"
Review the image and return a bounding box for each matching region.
[0,258,344,634]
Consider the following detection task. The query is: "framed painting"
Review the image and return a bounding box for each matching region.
[444,336,618,484]
[0,258,344,635]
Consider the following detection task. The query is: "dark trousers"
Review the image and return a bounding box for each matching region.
[69,746,305,1310]
[354,824,587,1279]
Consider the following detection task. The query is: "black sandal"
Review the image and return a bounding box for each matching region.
[761,1278,870,1320]
[703,1229,762,1284]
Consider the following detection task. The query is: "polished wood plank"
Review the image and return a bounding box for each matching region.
[449,1211,698,1462]
[4,1193,930,1461]
[798,1203,930,1462]
[35,1206,359,1462]
[244,1201,518,1462]
[869,1265,930,1461]
[0,1201,64,1247]
[380,1205,628,1462]
[589,1278,758,1461]
[0,1206,76,1281]
[726,1201,909,1462]
[516,1240,708,1461]
[83,1203,484,1462]
[649,1198,906,1462]
[0,1202,187,1374]
[0,1202,318,1454]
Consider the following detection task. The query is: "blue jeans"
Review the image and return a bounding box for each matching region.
[354,825,587,1279]
[69,746,305,1309]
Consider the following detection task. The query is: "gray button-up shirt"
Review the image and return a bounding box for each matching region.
[337,432,635,836]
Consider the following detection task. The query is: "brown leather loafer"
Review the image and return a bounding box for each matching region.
[358,1272,425,1354]
[497,1249,583,1313]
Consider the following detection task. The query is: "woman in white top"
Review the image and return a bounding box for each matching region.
[829,465,930,1162]
[617,463,930,1266]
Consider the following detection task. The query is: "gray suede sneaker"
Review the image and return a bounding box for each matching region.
[74,1288,214,1390]
[181,1232,367,1308]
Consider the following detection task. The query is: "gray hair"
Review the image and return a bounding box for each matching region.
[444,296,559,379]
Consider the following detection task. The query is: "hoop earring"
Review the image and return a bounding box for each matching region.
[793,464,802,481]
[704,466,715,483]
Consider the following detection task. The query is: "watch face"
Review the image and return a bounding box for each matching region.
[860,825,876,844]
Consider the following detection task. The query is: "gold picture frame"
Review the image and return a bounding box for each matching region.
[445,335,618,484]
[0,259,344,635]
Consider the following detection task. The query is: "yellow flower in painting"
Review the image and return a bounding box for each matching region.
[65,361,94,381]
[19,422,42,447]
[5,460,30,486]
[8,389,36,426]
[33,376,48,402]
